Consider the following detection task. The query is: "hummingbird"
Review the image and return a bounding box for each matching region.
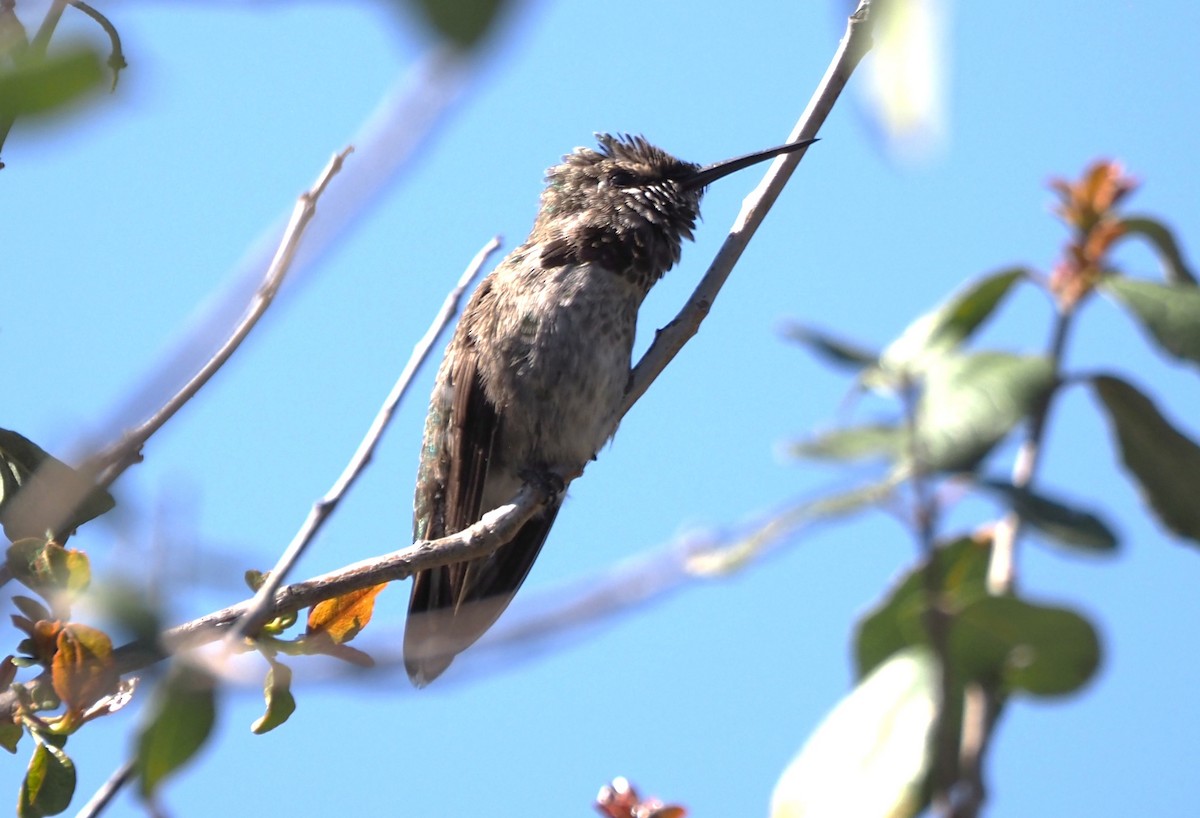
[405,133,815,685]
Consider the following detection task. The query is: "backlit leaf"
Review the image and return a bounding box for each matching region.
[878,268,1027,377]
[51,624,118,715]
[306,584,384,645]
[251,658,296,735]
[915,353,1055,472]
[1101,275,1200,366]
[771,646,937,818]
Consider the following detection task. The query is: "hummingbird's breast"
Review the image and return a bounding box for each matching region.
[480,259,641,479]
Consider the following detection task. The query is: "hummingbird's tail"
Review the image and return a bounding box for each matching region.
[403,501,562,686]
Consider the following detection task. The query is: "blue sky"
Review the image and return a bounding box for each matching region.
[4,1,1199,816]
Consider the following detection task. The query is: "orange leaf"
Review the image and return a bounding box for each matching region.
[52,623,119,715]
[305,584,384,645]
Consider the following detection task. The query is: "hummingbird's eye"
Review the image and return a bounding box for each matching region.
[608,170,637,188]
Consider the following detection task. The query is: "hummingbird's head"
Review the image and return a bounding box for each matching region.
[535,134,704,291]
[532,133,816,292]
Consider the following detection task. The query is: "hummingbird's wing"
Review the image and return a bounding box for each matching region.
[405,281,561,685]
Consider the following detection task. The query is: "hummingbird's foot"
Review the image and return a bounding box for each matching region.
[518,467,567,502]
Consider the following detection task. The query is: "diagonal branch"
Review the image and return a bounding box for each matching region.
[622,0,875,416]
[227,236,501,641]
[88,148,355,490]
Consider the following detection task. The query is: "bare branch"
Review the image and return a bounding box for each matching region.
[89,148,355,489]
[73,759,133,818]
[954,305,1078,818]
[99,482,553,677]
[228,236,501,641]
[621,0,875,416]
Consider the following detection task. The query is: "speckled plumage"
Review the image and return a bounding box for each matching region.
[405,133,813,685]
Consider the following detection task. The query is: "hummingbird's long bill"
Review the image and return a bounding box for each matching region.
[682,137,818,190]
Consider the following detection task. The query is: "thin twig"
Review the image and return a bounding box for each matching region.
[73,759,133,818]
[621,0,875,416]
[953,303,1077,818]
[897,374,960,815]
[227,236,501,642]
[67,1,127,90]
[985,306,1074,594]
[89,148,354,489]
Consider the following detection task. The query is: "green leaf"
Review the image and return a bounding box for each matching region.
[949,596,1101,696]
[18,740,76,817]
[878,268,1028,376]
[0,712,22,753]
[771,646,937,818]
[134,664,218,799]
[0,47,105,120]
[402,0,508,48]
[782,323,878,371]
[1091,375,1200,544]
[977,479,1119,553]
[0,428,116,541]
[251,659,296,735]
[787,424,905,463]
[855,535,991,679]
[1100,275,1200,366]
[1119,216,1197,285]
[915,353,1055,472]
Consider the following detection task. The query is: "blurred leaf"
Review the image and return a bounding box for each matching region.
[977,479,1119,552]
[1092,375,1200,544]
[1100,275,1200,366]
[134,664,217,799]
[18,740,75,818]
[878,268,1027,376]
[916,353,1055,472]
[51,624,118,716]
[12,596,51,624]
[0,428,115,541]
[251,658,296,735]
[596,777,688,818]
[855,535,990,679]
[783,323,878,371]
[771,646,937,818]
[787,424,905,463]
[0,718,21,753]
[949,596,1101,696]
[1119,216,1197,285]
[306,584,383,644]
[6,539,92,599]
[0,47,104,120]
[402,0,507,48]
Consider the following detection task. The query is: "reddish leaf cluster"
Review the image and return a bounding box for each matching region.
[595,777,687,818]
[1048,160,1138,309]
